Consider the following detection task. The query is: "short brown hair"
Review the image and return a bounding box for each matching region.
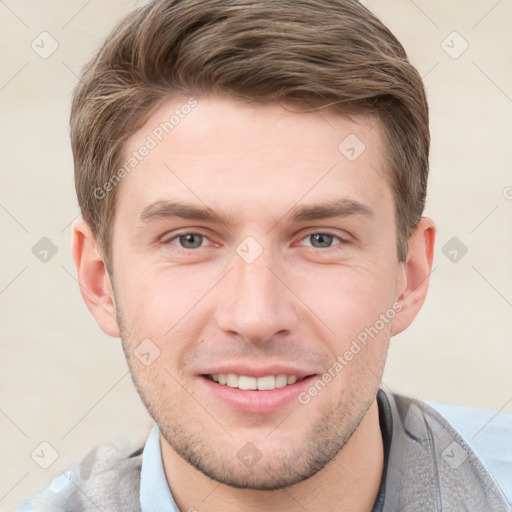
[71,0,429,267]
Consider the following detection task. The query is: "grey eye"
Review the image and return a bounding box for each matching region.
[178,233,204,249]
[309,233,335,248]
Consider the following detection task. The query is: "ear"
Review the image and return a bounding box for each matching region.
[71,219,120,338]
[391,217,436,336]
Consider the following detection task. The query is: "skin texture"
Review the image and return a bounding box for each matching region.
[72,95,435,512]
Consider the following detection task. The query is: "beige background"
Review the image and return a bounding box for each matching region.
[1,0,511,510]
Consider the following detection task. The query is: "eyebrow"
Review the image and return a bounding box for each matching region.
[139,201,234,225]
[138,198,374,226]
[283,199,374,223]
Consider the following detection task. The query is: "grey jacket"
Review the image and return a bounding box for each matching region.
[18,390,512,511]
[374,390,511,511]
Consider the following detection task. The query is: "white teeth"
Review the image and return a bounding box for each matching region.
[209,373,301,390]
[226,373,238,387]
[275,374,288,388]
[257,375,275,390]
[238,376,257,390]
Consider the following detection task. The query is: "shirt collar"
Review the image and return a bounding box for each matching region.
[139,390,392,512]
[139,423,180,512]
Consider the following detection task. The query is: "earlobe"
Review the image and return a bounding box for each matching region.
[71,219,120,338]
[391,217,436,336]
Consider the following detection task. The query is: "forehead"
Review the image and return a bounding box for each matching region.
[115,95,392,227]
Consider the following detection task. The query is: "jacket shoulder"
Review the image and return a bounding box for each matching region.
[17,438,144,512]
[392,392,512,510]
[426,397,512,507]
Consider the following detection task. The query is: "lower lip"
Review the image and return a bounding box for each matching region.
[199,375,316,414]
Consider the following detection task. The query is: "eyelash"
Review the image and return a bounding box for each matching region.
[163,230,348,250]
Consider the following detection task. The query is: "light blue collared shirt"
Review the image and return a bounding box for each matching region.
[138,401,512,511]
[139,424,181,512]
[16,394,512,511]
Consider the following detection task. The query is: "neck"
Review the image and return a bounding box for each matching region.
[161,399,383,512]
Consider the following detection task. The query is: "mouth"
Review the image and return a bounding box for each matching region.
[204,373,305,390]
[199,371,316,414]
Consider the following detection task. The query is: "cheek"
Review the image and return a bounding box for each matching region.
[117,265,214,338]
[295,261,398,334]
[127,355,180,415]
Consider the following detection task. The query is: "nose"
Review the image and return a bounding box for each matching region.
[214,245,299,345]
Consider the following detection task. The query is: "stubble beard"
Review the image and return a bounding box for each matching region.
[113,288,378,490]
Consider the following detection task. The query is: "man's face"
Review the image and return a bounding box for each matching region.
[108,95,405,488]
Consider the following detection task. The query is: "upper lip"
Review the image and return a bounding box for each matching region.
[199,365,315,379]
